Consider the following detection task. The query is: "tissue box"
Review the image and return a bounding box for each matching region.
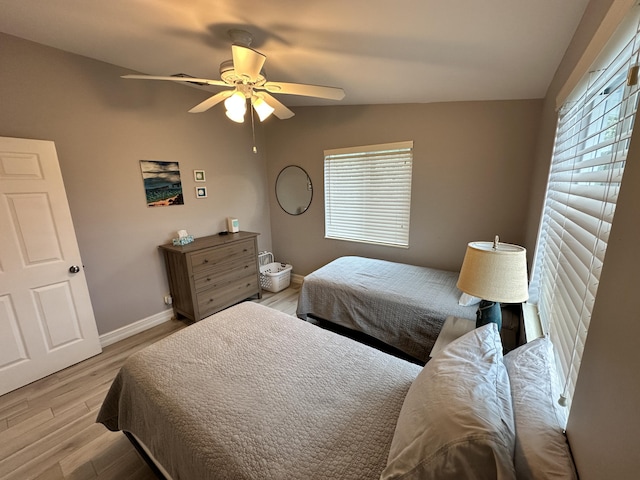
[172,235,194,246]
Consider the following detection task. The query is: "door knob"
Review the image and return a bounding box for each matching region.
[69,265,81,273]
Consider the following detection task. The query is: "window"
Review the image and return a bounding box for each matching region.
[324,141,413,248]
[529,9,640,410]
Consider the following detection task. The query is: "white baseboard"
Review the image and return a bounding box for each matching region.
[291,273,304,284]
[99,309,174,347]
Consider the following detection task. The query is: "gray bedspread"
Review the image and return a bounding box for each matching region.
[296,256,477,362]
[97,302,421,480]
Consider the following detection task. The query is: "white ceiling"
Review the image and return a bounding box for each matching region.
[0,0,590,107]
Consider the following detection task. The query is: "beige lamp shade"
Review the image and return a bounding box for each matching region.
[457,240,529,303]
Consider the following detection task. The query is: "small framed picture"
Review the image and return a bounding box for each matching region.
[195,186,207,198]
[194,170,206,182]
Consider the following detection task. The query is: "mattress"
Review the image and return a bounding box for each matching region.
[97,302,421,480]
[296,256,477,362]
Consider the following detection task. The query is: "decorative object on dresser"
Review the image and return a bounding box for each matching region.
[172,229,194,246]
[226,217,240,233]
[159,231,261,322]
[457,236,529,331]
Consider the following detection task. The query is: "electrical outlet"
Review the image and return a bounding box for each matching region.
[164,294,172,305]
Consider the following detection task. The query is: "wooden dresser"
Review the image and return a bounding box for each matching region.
[159,231,261,322]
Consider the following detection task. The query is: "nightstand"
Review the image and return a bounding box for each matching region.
[430,304,527,358]
[430,316,475,358]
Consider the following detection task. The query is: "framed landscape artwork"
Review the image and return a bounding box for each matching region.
[140,160,184,207]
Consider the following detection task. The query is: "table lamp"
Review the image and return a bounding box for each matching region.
[456,236,529,330]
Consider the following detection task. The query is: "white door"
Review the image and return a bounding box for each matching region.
[0,136,101,396]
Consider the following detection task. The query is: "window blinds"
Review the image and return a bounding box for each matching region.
[529,9,640,408]
[324,141,413,248]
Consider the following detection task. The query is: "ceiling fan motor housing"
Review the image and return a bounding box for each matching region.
[220,59,266,88]
[227,29,254,47]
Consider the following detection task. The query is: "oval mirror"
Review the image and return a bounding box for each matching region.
[276,165,313,215]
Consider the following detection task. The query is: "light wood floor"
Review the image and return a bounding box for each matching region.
[0,284,301,480]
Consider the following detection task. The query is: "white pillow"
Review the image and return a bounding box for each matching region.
[381,324,516,480]
[458,292,482,306]
[503,337,578,480]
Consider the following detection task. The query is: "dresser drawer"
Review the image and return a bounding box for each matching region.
[190,239,255,275]
[194,257,257,293]
[197,276,259,318]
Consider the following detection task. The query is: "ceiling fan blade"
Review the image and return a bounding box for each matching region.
[121,74,229,88]
[232,45,266,81]
[261,81,345,100]
[188,90,234,113]
[258,92,295,119]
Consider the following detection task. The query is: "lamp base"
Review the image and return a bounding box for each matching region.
[476,300,502,331]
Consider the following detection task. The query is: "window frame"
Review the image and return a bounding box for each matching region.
[323,141,413,248]
[529,8,640,412]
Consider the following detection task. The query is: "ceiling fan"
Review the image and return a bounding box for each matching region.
[122,29,345,123]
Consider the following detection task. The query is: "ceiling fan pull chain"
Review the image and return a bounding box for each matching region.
[250,104,258,154]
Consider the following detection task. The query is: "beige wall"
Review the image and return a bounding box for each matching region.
[525,0,640,477]
[265,101,542,275]
[0,33,273,335]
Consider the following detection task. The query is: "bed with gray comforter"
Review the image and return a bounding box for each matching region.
[97,302,421,480]
[296,256,477,362]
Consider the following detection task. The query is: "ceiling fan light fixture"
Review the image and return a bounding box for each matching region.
[252,96,275,122]
[224,90,246,112]
[225,109,245,123]
[224,90,247,123]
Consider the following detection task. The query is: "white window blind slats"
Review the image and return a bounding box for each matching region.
[327,209,411,219]
[324,142,413,248]
[326,166,413,177]
[530,8,640,412]
[562,204,613,239]
[327,218,411,229]
[542,230,600,305]
[550,147,627,170]
[550,184,618,205]
[326,185,413,194]
[547,191,618,219]
[327,152,412,162]
[567,30,636,109]
[546,207,611,253]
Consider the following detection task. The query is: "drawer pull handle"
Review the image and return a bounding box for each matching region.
[203,259,209,264]
[208,298,214,303]
[244,265,248,269]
